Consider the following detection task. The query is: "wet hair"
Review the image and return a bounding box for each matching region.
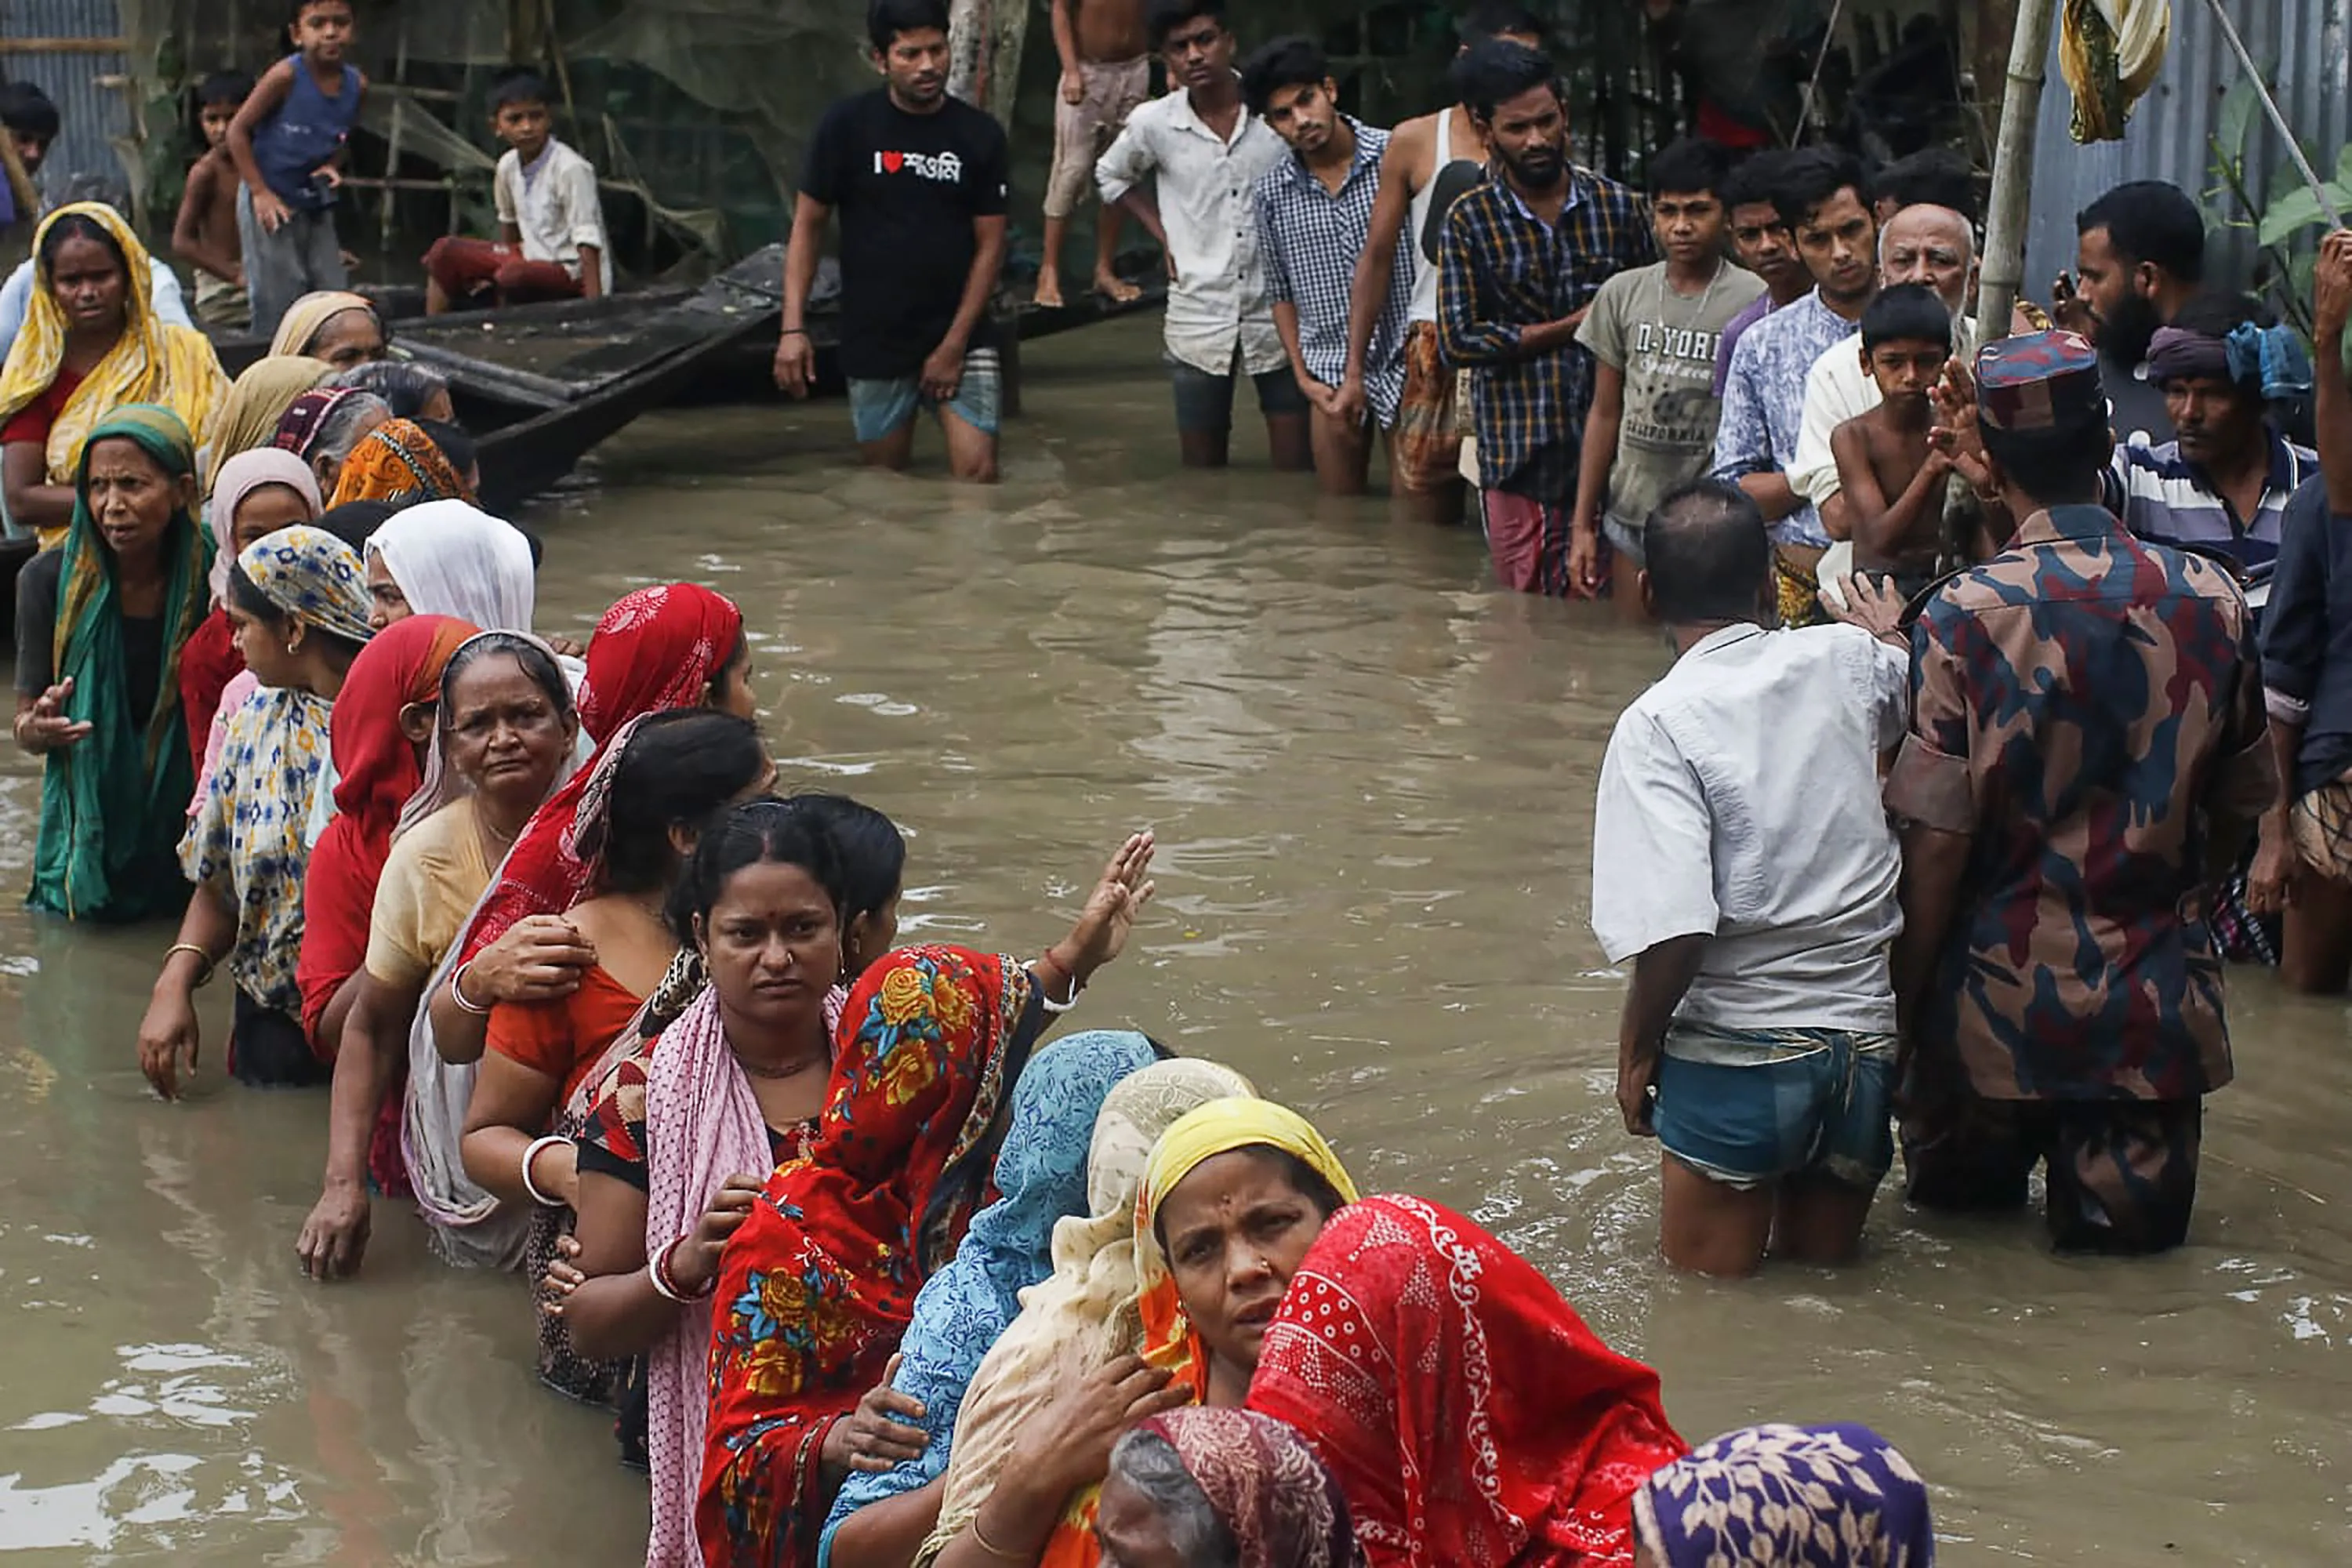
[1146,0,1225,49]
[37,211,128,279]
[314,498,399,553]
[867,0,950,52]
[600,710,770,895]
[0,81,60,140]
[197,70,255,110]
[227,564,371,661]
[1641,477,1772,625]
[2077,180,2205,281]
[1240,38,1330,115]
[1719,149,1792,214]
[416,418,477,477]
[787,793,907,932]
[1769,145,1871,233]
[1875,147,1976,225]
[489,68,550,111]
[440,630,575,720]
[1646,136,1729,201]
[668,797,849,946]
[1451,38,1561,122]
[1860,283,1952,354]
[311,390,394,467]
[1105,1432,1242,1568]
[1458,0,1544,44]
[332,360,449,420]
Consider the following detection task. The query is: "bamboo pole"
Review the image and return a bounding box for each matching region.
[2196,0,2346,229]
[1976,0,2061,336]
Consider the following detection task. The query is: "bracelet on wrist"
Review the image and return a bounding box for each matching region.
[520,1134,572,1208]
[648,1236,713,1303]
[164,942,216,988]
[969,1506,1027,1563]
[448,960,492,1015]
[779,327,809,338]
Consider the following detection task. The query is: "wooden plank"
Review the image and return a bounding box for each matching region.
[0,38,127,53]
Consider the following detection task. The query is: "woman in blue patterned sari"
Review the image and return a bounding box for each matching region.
[140,524,373,1094]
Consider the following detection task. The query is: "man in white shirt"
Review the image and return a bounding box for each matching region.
[1095,0,1309,470]
[1591,477,1908,1278]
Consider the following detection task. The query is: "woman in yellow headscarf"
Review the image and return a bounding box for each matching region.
[269,289,386,369]
[202,354,333,491]
[912,1097,1359,1568]
[0,204,228,548]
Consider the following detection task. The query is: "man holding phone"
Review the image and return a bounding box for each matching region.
[2053,180,2206,445]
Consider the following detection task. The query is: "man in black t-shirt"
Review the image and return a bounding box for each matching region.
[775,0,1011,481]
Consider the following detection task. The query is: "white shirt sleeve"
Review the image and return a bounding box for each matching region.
[1849,626,1913,751]
[493,153,520,228]
[1590,708,1721,964]
[1789,343,1862,505]
[559,156,606,252]
[1095,115,1154,208]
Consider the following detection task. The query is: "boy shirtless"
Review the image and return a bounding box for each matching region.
[173,71,252,330]
[1829,284,1954,597]
[1037,0,1149,308]
[1334,1,1544,522]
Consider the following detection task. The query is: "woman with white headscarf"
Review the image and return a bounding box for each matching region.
[361,499,539,633]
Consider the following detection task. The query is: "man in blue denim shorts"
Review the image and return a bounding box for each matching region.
[1591,477,1906,1276]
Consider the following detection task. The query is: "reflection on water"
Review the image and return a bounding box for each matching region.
[2,315,2349,1562]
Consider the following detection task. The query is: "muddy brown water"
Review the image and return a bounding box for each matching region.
[2,314,2347,1563]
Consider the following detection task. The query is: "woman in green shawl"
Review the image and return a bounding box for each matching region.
[11,403,209,923]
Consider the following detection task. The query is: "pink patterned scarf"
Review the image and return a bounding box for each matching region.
[639,980,843,1568]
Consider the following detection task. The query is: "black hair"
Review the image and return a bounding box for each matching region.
[1239,38,1330,116]
[489,68,550,111]
[314,499,399,553]
[666,797,849,946]
[1146,0,1225,49]
[1874,147,1976,225]
[1980,412,2111,506]
[1150,1143,1349,1254]
[1646,136,1730,201]
[1641,477,1773,625]
[599,710,770,895]
[227,563,371,662]
[1450,38,1560,122]
[197,70,255,109]
[440,629,574,718]
[787,793,907,932]
[1769,145,1871,233]
[867,0,951,53]
[1719,149,1792,213]
[1458,0,1544,43]
[331,360,450,421]
[0,81,60,140]
[415,418,477,477]
[707,632,750,708]
[1860,282,1952,353]
[2168,287,2274,339]
[289,0,350,24]
[37,210,128,278]
[2076,180,2205,282]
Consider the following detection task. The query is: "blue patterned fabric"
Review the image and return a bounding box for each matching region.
[815,1028,1160,1563]
[1635,1422,1934,1566]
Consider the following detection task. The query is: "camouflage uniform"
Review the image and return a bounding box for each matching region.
[1882,332,2277,1254]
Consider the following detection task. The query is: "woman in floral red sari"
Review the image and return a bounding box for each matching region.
[699,831,1157,1568]
[1247,1194,1688,1568]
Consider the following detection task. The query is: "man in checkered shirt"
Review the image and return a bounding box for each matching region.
[1242,37,1412,497]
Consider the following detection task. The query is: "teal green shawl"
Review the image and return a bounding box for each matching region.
[29,404,211,922]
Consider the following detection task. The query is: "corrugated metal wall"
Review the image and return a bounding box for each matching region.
[2,0,132,199]
[2023,0,2352,294]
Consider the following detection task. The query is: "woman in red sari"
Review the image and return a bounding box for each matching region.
[1247,1195,1688,1568]
[427,583,755,1068]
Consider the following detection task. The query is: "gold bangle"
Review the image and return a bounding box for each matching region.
[969,1509,1025,1563]
[165,942,216,987]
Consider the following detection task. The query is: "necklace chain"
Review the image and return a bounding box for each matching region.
[1653,259,1726,335]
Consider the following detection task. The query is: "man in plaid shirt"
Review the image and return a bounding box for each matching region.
[1243,38,1412,496]
[1438,40,1653,597]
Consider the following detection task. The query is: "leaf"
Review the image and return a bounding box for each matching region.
[2340,141,2352,192]
[2216,73,2260,163]
[2258,185,2352,245]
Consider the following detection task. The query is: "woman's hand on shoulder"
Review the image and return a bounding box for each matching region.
[1008,1352,1191,1501]
[15,679,91,754]
[473,915,596,1004]
[821,1352,930,1485]
[666,1172,764,1299]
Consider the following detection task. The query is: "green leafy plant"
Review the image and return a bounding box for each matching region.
[2202,71,2331,339]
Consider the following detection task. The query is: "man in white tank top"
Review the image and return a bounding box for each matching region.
[1332,2,1543,525]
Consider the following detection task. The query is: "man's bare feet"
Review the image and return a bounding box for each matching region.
[1092,270,1142,305]
[1034,272,1067,309]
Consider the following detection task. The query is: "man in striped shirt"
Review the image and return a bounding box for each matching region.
[1243,37,1410,496]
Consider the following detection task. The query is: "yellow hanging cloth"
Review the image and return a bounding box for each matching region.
[2061,0,2172,143]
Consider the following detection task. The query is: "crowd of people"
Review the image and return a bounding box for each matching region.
[7,0,2351,1559]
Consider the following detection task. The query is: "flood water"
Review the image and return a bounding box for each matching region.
[3,313,2348,1562]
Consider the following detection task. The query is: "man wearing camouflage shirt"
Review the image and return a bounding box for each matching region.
[1838,330,2275,1254]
